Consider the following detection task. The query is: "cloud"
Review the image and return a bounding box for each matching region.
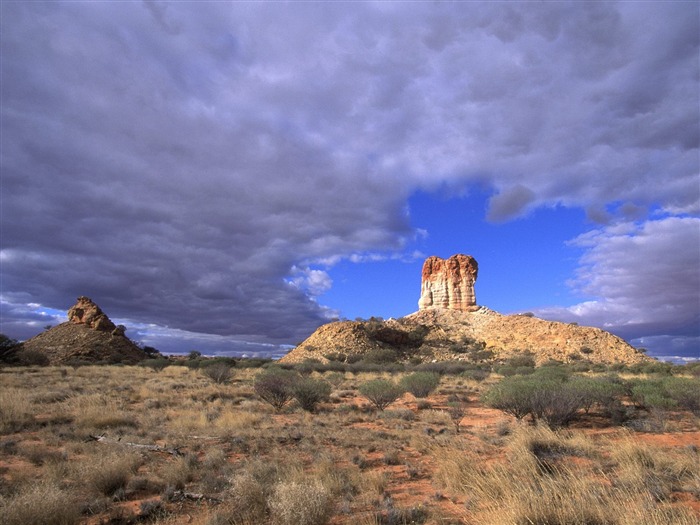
[535,217,700,355]
[487,185,536,222]
[1,2,697,353]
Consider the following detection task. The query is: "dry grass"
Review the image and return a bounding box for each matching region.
[433,425,699,524]
[0,387,35,433]
[0,364,698,524]
[0,482,81,525]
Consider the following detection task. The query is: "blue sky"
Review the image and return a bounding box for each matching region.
[1,2,698,361]
[320,189,588,320]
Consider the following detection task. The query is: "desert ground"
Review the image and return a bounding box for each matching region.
[1,359,699,525]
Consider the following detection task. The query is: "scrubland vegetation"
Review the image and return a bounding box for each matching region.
[1,355,699,524]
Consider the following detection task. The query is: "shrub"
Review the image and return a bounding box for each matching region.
[140,358,170,372]
[84,452,141,496]
[379,505,429,525]
[483,376,540,421]
[663,377,700,415]
[217,473,268,524]
[359,379,404,411]
[461,368,490,382]
[528,380,587,428]
[505,353,536,368]
[292,377,331,412]
[399,372,440,398]
[362,348,399,364]
[1,482,80,525]
[0,334,20,364]
[569,376,625,416]
[483,375,588,428]
[268,479,333,525]
[254,368,299,411]
[0,387,35,433]
[446,401,466,433]
[17,349,50,366]
[629,379,675,411]
[201,363,233,384]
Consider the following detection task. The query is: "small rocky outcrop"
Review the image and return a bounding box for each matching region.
[418,254,479,312]
[68,296,125,336]
[19,297,149,365]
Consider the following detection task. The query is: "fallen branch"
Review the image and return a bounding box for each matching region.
[87,434,183,456]
[170,490,221,503]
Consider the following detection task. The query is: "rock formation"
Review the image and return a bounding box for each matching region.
[418,254,479,312]
[68,296,125,336]
[19,297,149,365]
[281,254,652,366]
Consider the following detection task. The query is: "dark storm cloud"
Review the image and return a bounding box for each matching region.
[1,2,698,353]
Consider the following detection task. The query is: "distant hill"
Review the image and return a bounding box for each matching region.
[280,307,651,366]
[18,296,150,365]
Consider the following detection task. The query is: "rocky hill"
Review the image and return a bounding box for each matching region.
[281,254,651,366]
[18,297,150,365]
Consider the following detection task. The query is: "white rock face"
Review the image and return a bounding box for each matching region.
[418,254,478,311]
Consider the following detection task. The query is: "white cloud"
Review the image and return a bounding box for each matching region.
[535,217,700,348]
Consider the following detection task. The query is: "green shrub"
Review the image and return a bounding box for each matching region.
[399,372,440,398]
[253,368,299,411]
[506,353,536,368]
[359,379,404,411]
[140,358,170,372]
[569,376,625,416]
[528,380,587,428]
[292,377,331,412]
[629,379,674,410]
[201,363,233,384]
[483,375,589,428]
[461,368,490,382]
[497,365,535,377]
[531,364,571,382]
[663,377,700,415]
[483,376,538,421]
[414,361,469,375]
[362,348,399,364]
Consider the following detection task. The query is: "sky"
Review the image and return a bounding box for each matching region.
[1,1,698,361]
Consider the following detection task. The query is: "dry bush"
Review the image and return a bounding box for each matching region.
[433,426,699,524]
[312,455,361,499]
[268,479,334,525]
[254,368,299,411]
[216,472,268,524]
[18,444,67,466]
[71,394,137,430]
[201,363,234,384]
[160,454,199,490]
[360,471,389,495]
[611,434,700,502]
[82,450,142,496]
[0,387,35,433]
[292,376,332,412]
[0,482,80,525]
